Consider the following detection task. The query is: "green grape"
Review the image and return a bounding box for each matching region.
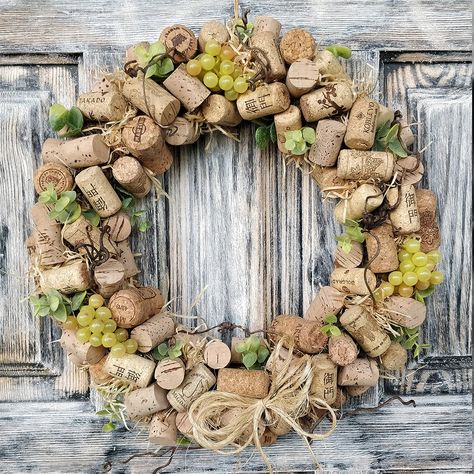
[380,281,395,297]
[233,76,249,94]
[232,67,243,79]
[115,327,129,343]
[224,89,239,101]
[203,71,219,88]
[186,59,202,76]
[102,332,117,348]
[430,271,444,285]
[205,39,221,56]
[399,260,415,273]
[412,252,428,267]
[89,294,104,309]
[124,338,138,354]
[398,283,414,297]
[77,312,94,327]
[110,343,126,358]
[63,315,78,331]
[416,266,432,282]
[373,288,384,302]
[425,262,435,272]
[79,305,95,317]
[388,271,403,286]
[403,238,421,253]
[220,44,235,60]
[285,139,296,151]
[89,334,103,347]
[200,54,216,71]
[416,280,431,290]
[90,318,104,334]
[76,327,92,343]
[95,307,112,320]
[220,59,235,75]
[403,271,418,286]
[427,250,442,264]
[398,249,411,262]
[104,319,117,333]
[219,75,234,91]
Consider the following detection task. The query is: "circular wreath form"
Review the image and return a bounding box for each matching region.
[28,6,443,472]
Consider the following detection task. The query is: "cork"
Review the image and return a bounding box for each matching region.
[311,165,346,190]
[380,341,408,371]
[265,346,301,375]
[109,287,165,328]
[116,240,140,278]
[104,353,156,388]
[201,94,242,127]
[279,28,315,64]
[167,363,216,412]
[149,411,177,446]
[124,383,170,419]
[163,65,210,111]
[203,340,232,369]
[122,75,180,126]
[230,336,246,363]
[415,189,440,252]
[154,358,186,390]
[311,354,338,405]
[112,156,152,198]
[60,329,106,366]
[346,385,372,397]
[121,115,173,175]
[253,16,281,38]
[219,407,265,442]
[330,268,377,296]
[334,184,383,224]
[42,135,109,169]
[76,90,128,122]
[34,163,74,194]
[165,116,200,146]
[300,83,354,122]
[383,296,426,329]
[217,368,270,399]
[399,121,415,149]
[237,82,290,120]
[387,184,420,234]
[333,387,348,409]
[304,286,345,325]
[376,103,395,127]
[339,306,391,357]
[335,241,363,269]
[125,41,150,64]
[89,356,113,385]
[92,75,119,94]
[344,95,379,150]
[270,315,328,354]
[268,415,291,436]
[176,411,194,438]
[285,58,321,97]
[328,333,359,366]
[313,50,349,81]
[337,150,395,182]
[75,166,122,218]
[365,223,399,273]
[309,119,346,166]
[31,202,66,266]
[337,358,379,386]
[198,20,230,51]
[395,155,425,186]
[250,31,286,81]
[41,261,91,295]
[131,313,176,352]
[103,212,132,242]
[93,258,125,298]
[159,24,197,63]
[273,105,302,154]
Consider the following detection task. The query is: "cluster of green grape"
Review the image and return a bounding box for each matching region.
[284,127,316,155]
[64,294,138,358]
[185,40,249,101]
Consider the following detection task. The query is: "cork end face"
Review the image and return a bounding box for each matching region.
[90,135,110,164]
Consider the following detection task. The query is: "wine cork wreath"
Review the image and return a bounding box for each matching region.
[27,7,444,473]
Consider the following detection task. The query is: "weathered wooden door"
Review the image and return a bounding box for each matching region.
[0,1,471,472]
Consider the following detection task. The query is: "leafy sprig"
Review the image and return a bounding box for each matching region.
[117,187,152,233]
[49,103,84,138]
[394,326,431,358]
[96,399,128,433]
[325,44,352,59]
[38,184,83,224]
[236,335,270,369]
[234,18,254,43]
[373,120,408,157]
[255,122,277,150]
[335,219,366,254]
[414,285,436,304]
[152,339,183,361]
[320,314,342,337]
[30,289,87,323]
[284,127,316,155]
[135,41,174,80]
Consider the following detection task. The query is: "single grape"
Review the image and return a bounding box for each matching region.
[416,280,431,290]
[224,89,239,101]
[63,315,79,331]
[115,327,129,343]
[403,239,421,254]
[110,342,126,358]
[430,271,444,285]
[77,312,94,327]
[103,319,117,333]
[90,318,105,334]
[425,262,435,272]
[232,67,243,79]
[203,71,219,88]
[403,271,418,286]
[89,334,103,347]
[79,305,95,317]
[205,39,221,56]
[398,249,412,262]
[102,332,117,348]
[373,288,384,302]
[186,59,202,76]
[416,266,432,282]
[212,58,221,74]
[76,327,92,343]
[200,54,216,71]
[399,260,415,273]
[398,283,414,298]
[220,59,235,75]
[95,307,112,320]
[427,249,442,264]
[233,76,249,94]
[412,252,428,267]
[388,271,403,286]
[220,44,236,60]
[219,74,234,91]
[89,294,104,309]
[124,338,138,354]
[380,281,395,297]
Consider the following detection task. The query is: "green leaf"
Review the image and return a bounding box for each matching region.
[302,127,316,145]
[48,295,61,312]
[102,422,116,433]
[38,306,51,317]
[138,221,151,232]
[176,436,191,446]
[134,45,150,66]
[148,41,166,58]
[168,349,181,359]
[255,126,271,149]
[157,58,174,76]
[290,130,303,142]
[257,346,269,363]
[61,191,77,202]
[82,209,100,226]
[49,104,68,131]
[386,124,399,143]
[173,340,183,351]
[320,325,331,335]
[235,342,247,353]
[96,410,110,416]
[414,291,424,303]
[329,326,341,336]
[145,63,159,79]
[388,139,408,158]
[158,342,169,356]
[52,303,67,322]
[269,122,277,143]
[54,195,72,212]
[324,314,337,324]
[248,335,261,352]
[242,352,258,369]
[326,44,352,59]
[285,138,296,151]
[66,107,84,131]
[122,197,134,210]
[71,291,87,311]
[376,120,392,140]
[29,294,43,306]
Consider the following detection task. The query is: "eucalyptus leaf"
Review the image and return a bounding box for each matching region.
[102,422,116,433]
[96,410,110,416]
[138,221,151,232]
[324,314,337,324]
[285,139,296,151]
[157,58,174,76]
[248,335,260,352]
[158,342,169,356]
[329,326,341,336]
[38,306,51,317]
[386,124,399,142]
[388,139,408,157]
[82,209,100,226]
[257,346,269,363]
[235,342,247,353]
[54,196,71,212]
[145,64,158,79]
[148,41,166,58]
[52,303,68,322]
[302,127,316,144]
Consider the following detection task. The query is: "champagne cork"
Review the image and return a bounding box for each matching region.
[124,383,170,419]
[338,358,379,386]
[344,95,379,150]
[75,166,122,218]
[337,150,395,182]
[217,368,270,399]
[395,155,424,186]
[112,156,151,198]
[328,333,359,366]
[334,184,383,224]
[116,240,140,278]
[76,90,128,122]
[311,165,346,189]
[236,82,290,120]
[159,24,197,63]
[163,65,210,111]
[265,346,301,375]
[387,184,420,234]
[33,163,74,194]
[335,241,363,269]
[104,353,156,388]
[399,120,415,149]
[376,103,395,127]
[201,94,242,127]
[41,135,109,169]
[250,32,286,81]
[122,75,180,126]
[149,411,177,446]
[60,329,105,366]
[155,358,186,390]
[365,223,399,273]
[219,407,265,442]
[254,16,281,37]
[339,306,391,357]
[415,189,440,252]
[279,28,315,64]
[131,313,176,352]
[41,261,91,294]
[122,115,173,175]
[230,337,246,363]
[304,286,345,325]
[198,20,229,51]
[93,258,125,298]
[314,50,349,81]
[300,83,354,122]
[383,296,426,329]
[109,287,165,328]
[270,315,328,354]
[346,385,372,397]
[285,58,321,97]
[309,119,346,166]
[89,356,113,385]
[165,116,200,146]
[273,105,302,154]
[103,212,132,242]
[380,341,408,370]
[176,411,194,438]
[311,354,338,405]
[330,268,377,295]
[167,363,216,412]
[125,41,150,64]
[31,203,66,266]
[203,340,232,369]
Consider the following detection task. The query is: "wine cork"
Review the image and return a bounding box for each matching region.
[167,363,216,412]
[176,411,194,438]
[328,333,359,366]
[41,135,109,169]
[104,353,156,388]
[131,314,176,352]
[198,20,229,51]
[265,346,301,375]
[273,105,302,154]
[335,241,363,269]
[338,358,379,386]
[76,90,128,122]
[311,165,346,189]
[330,268,377,295]
[122,115,173,175]
[165,116,200,146]
[93,258,125,298]
[201,94,242,127]
[383,296,426,329]
[31,203,66,266]
[237,82,290,120]
[112,156,151,198]
[380,341,408,371]
[217,368,270,399]
[103,212,132,242]
[311,354,338,405]
[124,383,170,419]
[337,150,395,182]
[219,407,265,442]
[376,103,395,127]
[344,95,379,150]
[399,120,415,149]
[387,184,420,234]
[270,315,328,354]
[346,385,372,397]
[334,184,383,224]
[333,387,348,409]
[250,32,286,82]
[33,163,74,194]
[365,223,399,273]
[41,261,91,294]
[125,41,150,64]
[254,16,281,37]
[163,65,210,111]
[203,340,232,369]
[415,189,440,252]
[122,75,180,126]
[92,75,119,94]
[313,50,349,81]
[159,24,197,63]
[285,58,321,97]
[155,358,186,390]
[149,411,177,446]
[116,240,140,278]
[304,286,345,325]
[89,356,113,385]
[339,306,391,357]
[300,83,354,122]
[309,119,346,166]
[268,414,291,436]
[395,155,424,186]
[109,287,165,328]
[259,429,278,446]
[279,28,315,64]
[60,329,106,366]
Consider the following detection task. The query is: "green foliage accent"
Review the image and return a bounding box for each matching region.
[49,104,84,137]
[335,219,366,253]
[152,339,183,361]
[82,209,100,226]
[134,41,174,80]
[30,289,86,322]
[96,399,127,433]
[236,335,269,369]
[176,436,191,446]
[320,314,342,337]
[284,127,315,156]
[373,120,408,157]
[234,18,254,42]
[38,184,82,224]
[394,326,431,358]
[115,186,152,233]
[255,122,277,150]
[326,44,352,59]
[414,285,436,303]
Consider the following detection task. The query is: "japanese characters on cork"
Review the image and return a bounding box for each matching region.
[104,352,156,388]
[415,189,440,252]
[274,105,302,154]
[236,83,290,120]
[124,384,170,420]
[76,89,128,122]
[217,368,270,399]
[33,163,74,195]
[387,184,420,234]
[344,94,379,150]
[310,354,338,405]
[130,313,176,352]
[330,267,377,296]
[365,223,399,273]
[112,156,151,199]
[309,119,346,166]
